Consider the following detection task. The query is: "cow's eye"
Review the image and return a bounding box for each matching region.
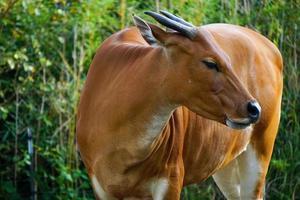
[202,60,219,72]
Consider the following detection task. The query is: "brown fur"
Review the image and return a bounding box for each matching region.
[76,24,283,199]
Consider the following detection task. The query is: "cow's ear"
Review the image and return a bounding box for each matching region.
[133,15,168,46]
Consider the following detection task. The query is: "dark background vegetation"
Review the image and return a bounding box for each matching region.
[0,0,299,199]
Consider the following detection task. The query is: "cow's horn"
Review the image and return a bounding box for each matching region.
[159,10,194,28]
[144,11,196,39]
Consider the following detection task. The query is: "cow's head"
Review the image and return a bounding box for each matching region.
[133,11,261,129]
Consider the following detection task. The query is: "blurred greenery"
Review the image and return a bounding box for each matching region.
[0,0,299,199]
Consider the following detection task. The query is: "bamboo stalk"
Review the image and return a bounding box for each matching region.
[34,61,46,200]
[73,25,78,77]
[120,0,126,29]
[155,0,160,12]
[75,28,86,195]
[294,24,297,70]
[166,0,172,9]
[27,128,36,200]
[14,87,19,187]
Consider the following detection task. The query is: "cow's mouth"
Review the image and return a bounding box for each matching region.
[225,117,251,129]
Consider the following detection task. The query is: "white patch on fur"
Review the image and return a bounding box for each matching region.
[231,117,252,124]
[150,178,169,200]
[213,159,241,200]
[243,125,253,134]
[91,175,114,200]
[139,107,174,147]
[213,126,257,199]
[238,144,263,199]
[236,126,253,157]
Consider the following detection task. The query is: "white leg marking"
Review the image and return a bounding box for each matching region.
[213,126,253,200]
[150,178,169,200]
[213,159,241,200]
[238,144,262,199]
[91,175,115,200]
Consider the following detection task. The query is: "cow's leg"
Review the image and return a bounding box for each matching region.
[237,104,281,199]
[90,174,117,200]
[150,177,182,200]
[213,159,240,200]
[163,180,182,200]
[237,144,264,200]
[150,178,170,200]
[152,163,184,200]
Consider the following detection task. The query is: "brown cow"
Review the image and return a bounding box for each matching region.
[76,11,283,200]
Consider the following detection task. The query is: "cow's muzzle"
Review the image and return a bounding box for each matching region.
[226,100,261,129]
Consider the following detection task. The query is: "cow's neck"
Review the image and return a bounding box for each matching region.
[128,80,177,153]
[109,47,178,158]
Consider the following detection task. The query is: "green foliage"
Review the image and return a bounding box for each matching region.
[0,0,299,199]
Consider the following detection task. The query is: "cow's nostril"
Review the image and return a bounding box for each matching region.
[247,101,261,122]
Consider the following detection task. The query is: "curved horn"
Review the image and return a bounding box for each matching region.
[144,11,196,39]
[159,10,194,27]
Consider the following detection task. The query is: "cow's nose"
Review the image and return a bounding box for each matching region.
[247,101,261,123]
